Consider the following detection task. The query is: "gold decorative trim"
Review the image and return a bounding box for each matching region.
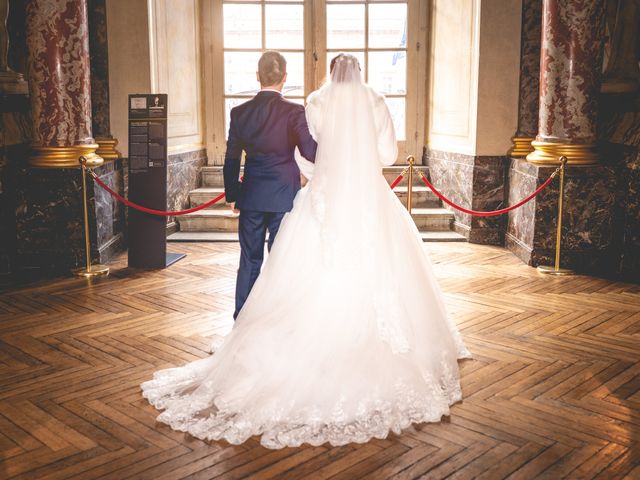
[0,71,29,95]
[95,137,121,161]
[507,136,535,158]
[526,140,599,165]
[29,144,104,169]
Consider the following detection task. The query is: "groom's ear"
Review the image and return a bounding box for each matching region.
[256,71,261,84]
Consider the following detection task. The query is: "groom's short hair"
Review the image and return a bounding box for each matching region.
[258,51,287,86]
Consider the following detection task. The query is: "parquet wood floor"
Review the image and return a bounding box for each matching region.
[0,242,638,479]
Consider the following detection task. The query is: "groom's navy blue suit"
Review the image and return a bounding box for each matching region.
[224,90,317,319]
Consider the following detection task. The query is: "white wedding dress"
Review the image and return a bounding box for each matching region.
[141,55,470,449]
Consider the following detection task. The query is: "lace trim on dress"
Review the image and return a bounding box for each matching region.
[140,354,463,449]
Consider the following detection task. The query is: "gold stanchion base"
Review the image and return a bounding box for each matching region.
[73,264,110,278]
[537,265,575,276]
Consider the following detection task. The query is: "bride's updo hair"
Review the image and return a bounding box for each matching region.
[258,51,287,87]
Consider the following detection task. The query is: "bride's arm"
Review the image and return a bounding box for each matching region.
[374,94,398,166]
[294,93,321,179]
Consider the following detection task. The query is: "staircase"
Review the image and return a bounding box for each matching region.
[168,166,466,242]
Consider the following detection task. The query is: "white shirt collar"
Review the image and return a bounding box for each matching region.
[260,88,283,95]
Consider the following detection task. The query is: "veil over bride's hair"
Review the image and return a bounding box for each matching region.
[329,54,362,84]
[305,52,398,276]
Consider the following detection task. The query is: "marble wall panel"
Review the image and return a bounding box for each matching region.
[506,158,617,273]
[426,148,507,244]
[166,148,206,225]
[93,159,126,262]
[88,0,111,138]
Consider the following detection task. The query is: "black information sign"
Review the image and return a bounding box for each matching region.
[127,94,185,269]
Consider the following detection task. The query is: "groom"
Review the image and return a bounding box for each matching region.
[224,51,317,320]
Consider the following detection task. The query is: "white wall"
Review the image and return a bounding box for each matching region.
[428,0,480,156]
[107,0,205,157]
[428,0,522,157]
[107,0,152,157]
[476,0,523,156]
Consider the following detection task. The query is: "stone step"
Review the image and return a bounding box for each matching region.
[392,186,439,208]
[201,165,428,188]
[177,210,240,232]
[410,208,454,231]
[168,229,466,243]
[201,166,234,187]
[189,187,228,209]
[177,207,454,232]
[381,165,428,183]
[188,186,440,210]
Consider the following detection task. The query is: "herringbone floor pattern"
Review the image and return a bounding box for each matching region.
[0,242,638,479]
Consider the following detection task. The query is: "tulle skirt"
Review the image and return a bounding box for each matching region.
[141,176,471,449]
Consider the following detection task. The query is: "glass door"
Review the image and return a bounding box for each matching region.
[326,1,407,138]
[323,0,421,162]
[222,0,306,137]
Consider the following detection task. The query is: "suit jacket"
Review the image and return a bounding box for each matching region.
[223,91,317,212]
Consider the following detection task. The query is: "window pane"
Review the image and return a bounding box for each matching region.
[225,52,261,95]
[327,4,365,49]
[385,97,405,140]
[368,51,406,94]
[369,4,407,48]
[266,5,304,49]
[282,52,304,97]
[225,98,251,139]
[223,4,261,49]
[326,51,365,80]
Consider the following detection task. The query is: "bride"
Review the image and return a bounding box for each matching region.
[141,54,471,449]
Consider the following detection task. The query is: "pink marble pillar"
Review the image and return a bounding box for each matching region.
[527,0,605,165]
[25,0,102,168]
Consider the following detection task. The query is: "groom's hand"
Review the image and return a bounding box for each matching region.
[229,202,240,214]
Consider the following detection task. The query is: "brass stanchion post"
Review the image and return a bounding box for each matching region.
[73,156,109,277]
[406,155,415,213]
[538,156,574,276]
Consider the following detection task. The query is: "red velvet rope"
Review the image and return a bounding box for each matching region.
[417,170,557,217]
[389,173,404,189]
[90,166,555,218]
[91,168,407,217]
[90,170,227,216]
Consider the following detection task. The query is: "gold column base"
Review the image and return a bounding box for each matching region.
[526,141,599,165]
[30,144,104,169]
[73,264,110,277]
[507,136,535,158]
[537,265,575,276]
[95,137,121,161]
[0,71,29,95]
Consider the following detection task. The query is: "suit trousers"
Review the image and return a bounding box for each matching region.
[234,209,286,319]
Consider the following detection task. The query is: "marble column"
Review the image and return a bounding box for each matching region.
[25,0,103,168]
[508,0,541,158]
[88,0,120,161]
[507,0,618,274]
[527,0,605,165]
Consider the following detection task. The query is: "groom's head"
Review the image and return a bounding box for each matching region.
[257,51,287,90]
